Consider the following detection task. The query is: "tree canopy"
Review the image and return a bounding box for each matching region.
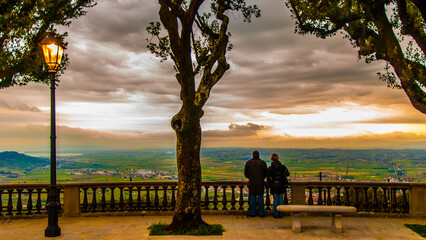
[286,0,426,114]
[0,0,96,89]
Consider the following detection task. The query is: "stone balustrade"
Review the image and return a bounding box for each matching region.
[1,181,425,217]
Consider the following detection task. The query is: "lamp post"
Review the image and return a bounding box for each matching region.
[40,35,64,237]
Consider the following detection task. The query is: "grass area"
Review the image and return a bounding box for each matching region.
[148,223,224,236]
[405,224,426,237]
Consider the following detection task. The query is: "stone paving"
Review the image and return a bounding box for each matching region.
[1,215,425,240]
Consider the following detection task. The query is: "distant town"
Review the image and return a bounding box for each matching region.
[65,168,178,180]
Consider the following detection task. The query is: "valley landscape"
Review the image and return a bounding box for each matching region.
[1,148,425,184]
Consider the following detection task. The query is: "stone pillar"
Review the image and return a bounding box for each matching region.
[291,183,306,205]
[63,185,81,217]
[410,184,426,216]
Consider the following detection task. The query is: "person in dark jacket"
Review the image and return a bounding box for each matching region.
[267,153,290,218]
[244,151,268,217]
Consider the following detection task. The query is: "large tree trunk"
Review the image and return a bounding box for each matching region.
[166,105,207,233]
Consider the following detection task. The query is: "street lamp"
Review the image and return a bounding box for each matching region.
[40,34,64,237]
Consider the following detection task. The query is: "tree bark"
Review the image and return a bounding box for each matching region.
[166,102,206,233]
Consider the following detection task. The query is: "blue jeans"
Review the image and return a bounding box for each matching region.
[273,194,284,218]
[249,194,265,216]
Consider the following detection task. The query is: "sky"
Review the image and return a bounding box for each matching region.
[1,0,425,153]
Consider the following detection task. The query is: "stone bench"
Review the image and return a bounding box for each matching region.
[277,205,357,233]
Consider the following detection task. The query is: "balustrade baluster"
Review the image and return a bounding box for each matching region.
[101,187,106,212]
[230,185,236,210]
[391,188,397,212]
[91,187,98,212]
[145,186,151,210]
[7,189,13,215]
[265,185,271,210]
[16,189,23,215]
[336,187,341,205]
[344,187,350,206]
[382,187,389,212]
[82,188,88,213]
[110,187,116,211]
[326,187,332,205]
[307,187,313,205]
[317,187,323,205]
[372,187,378,212]
[402,188,408,213]
[128,187,134,211]
[222,186,228,210]
[153,186,159,211]
[26,189,33,215]
[238,185,244,210]
[119,187,125,211]
[136,187,142,211]
[0,189,3,216]
[284,187,288,205]
[354,187,359,210]
[362,187,369,211]
[204,186,210,210]
[36,189,42,214]
[171,186,176,210]
[213,186,219,210]
[162,186,168,210]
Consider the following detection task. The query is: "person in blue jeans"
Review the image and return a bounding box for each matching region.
[244,151,268,217]
[267,153,290,218]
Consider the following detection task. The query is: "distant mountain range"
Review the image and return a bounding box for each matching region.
[0,151,49,169]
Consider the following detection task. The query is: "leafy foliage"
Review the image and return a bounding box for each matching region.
[286,0,426,114]
[0,0,96,89]
[405,224,426,237]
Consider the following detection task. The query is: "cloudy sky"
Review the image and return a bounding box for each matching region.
[1,0,425,153]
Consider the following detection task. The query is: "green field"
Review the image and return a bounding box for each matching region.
[1,148,425,184]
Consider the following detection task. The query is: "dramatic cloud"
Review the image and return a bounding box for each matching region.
[204,123,269,137]
[1,0,425,152]
[0,99,40,112]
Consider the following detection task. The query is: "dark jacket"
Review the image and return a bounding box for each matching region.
[267,161,290,194]
[244,158,268,195]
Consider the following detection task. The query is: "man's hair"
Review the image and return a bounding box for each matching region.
[252,151,260,159]
[271,153,279,162]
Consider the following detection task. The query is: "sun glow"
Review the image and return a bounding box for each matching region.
[250,104,405,137]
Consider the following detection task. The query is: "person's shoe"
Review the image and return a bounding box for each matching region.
[273,216,279,218]
[259,215,266,218]
[247,214,256,217]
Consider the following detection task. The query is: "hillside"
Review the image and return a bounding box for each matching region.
[0,151,49,169]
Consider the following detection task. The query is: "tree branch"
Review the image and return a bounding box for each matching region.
[396,0,426,55]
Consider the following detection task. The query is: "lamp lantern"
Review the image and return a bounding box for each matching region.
[40,35,64,72]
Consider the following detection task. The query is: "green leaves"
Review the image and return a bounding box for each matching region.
[286,0,426,114]
[0,0,96,89]
[146,22,172,62]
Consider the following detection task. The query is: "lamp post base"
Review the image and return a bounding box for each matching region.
[45,199,61,237]
[45,226,61,237]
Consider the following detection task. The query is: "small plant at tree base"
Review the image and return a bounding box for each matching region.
[405,224,426,238]
[148,222,225,236]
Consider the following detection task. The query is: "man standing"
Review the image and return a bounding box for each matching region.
[244,151,268,217]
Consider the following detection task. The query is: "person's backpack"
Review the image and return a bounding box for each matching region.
[271,163,288,187]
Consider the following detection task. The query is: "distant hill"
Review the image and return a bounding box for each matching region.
[0,151,49,169]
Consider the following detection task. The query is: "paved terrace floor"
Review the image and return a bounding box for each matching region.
[1,214,425,240]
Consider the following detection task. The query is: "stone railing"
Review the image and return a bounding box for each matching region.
[1,181,425,217]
